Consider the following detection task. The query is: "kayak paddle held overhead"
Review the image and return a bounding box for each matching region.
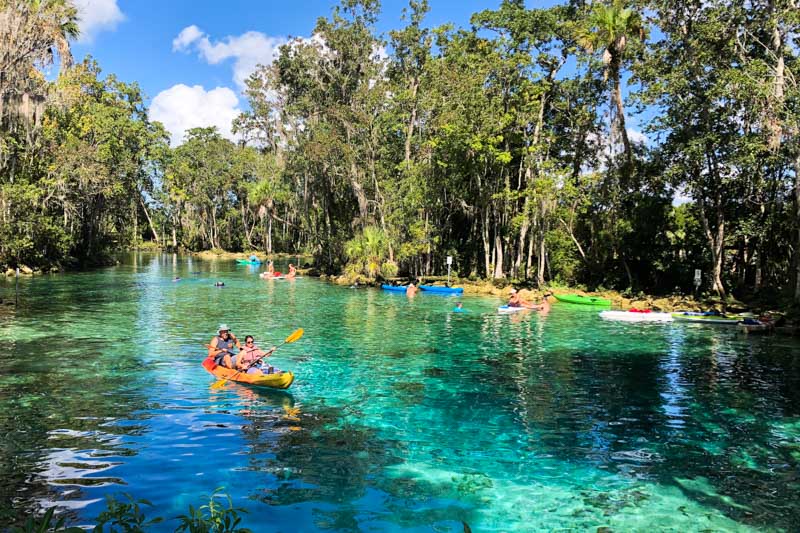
[210,328,304,390]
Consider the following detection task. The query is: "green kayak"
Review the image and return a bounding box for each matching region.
[236,259,262,265]
[553,294,612,306]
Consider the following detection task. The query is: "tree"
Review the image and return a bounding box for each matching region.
[575,0,646,163]
[344,225,397,279]
[0,0,79,175]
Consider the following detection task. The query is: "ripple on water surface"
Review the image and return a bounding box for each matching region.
[0,253,799,531]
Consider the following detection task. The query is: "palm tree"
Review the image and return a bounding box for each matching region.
[575,0,646,162]
[344,226,396,280]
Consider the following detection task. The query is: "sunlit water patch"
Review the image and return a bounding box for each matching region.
[0,253,798,531]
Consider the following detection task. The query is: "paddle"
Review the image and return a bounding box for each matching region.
[210,328,304,389]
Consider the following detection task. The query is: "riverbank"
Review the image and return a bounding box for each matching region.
[190,249,313,264]
[319,273,798,333]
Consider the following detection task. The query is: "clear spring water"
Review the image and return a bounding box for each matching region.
[1,253,799,531]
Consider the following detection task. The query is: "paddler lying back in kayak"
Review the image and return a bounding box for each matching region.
[508,288,553,313]
[237,335,281,374]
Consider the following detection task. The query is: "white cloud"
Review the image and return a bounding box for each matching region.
[149,84,241,146]
[173,25,287,90]
[73,0,124,43]
[627,128,647,145]
[172,25,204,51]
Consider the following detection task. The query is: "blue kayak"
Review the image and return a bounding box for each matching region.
[419,285,463,294]
[381,284,408,292]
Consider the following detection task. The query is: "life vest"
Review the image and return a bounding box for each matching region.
[239,345,266,367]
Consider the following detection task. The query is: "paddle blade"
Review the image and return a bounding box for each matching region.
[284,328,304,344]
[211,378,228,389]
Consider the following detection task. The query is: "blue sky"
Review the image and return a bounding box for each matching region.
[71,0,566,146]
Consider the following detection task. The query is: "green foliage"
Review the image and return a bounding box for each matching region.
[1,57,168,269]
[94,493,164,532]
[175,489,251,533]
[13,490,250,533]
[9,507,83,533]
[3,0,799,301]
[344,226,394,280]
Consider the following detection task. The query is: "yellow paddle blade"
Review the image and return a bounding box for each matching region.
[284,328,304,344]
[211,378,228,389]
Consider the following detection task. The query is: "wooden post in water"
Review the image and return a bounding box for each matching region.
[15,267,19,306]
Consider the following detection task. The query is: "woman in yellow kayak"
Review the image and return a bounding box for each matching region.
[237,335,279,374]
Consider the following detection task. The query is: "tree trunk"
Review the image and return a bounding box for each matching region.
[482,208,491,278]
[404,77,419,167]
[622,257,634,289]
[611,64,631,163]
[537,234,546,287]
[795,152,800,302]
[267,216,273,255]
[132,199,138,247]
[241,202,253,248]
[515,217,528,279]
[424,211,432,275]
[139,196,160,245]
[346,126,369,225]
[698,196,726,298]
[768,0,785,151]
[493,233,504,279]
[211,208,220,249]
[526,229,535,279]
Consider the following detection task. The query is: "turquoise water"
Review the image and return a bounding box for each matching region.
[1,253,799,531]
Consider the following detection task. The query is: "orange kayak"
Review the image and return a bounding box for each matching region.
[201,357,295,389]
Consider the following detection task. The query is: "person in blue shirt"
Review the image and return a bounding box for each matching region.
[453,301,467,312]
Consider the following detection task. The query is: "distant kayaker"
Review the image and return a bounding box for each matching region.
[267,260,274,274]
[214,281,225,287]
[237,335,279,374]
[453,301,466,312]
[406,282,418,297]
[508,288,528,308]
[286,263,297,279]
[535,292,553,315]
[509,288,552,313]
[209,324,240,368]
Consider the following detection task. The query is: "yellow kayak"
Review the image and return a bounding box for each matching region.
[202,357,295,389]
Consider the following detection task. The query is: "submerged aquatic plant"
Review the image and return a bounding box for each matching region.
[12,490,251,533]
[94,493,164,531]
[9,507,83,533]
[175,488,251,533]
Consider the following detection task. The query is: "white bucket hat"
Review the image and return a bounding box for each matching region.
[218,324,230,332]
